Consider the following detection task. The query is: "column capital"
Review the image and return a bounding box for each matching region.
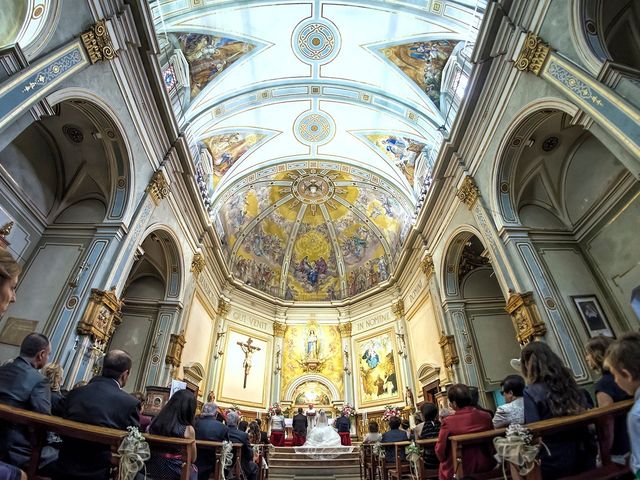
[338,322,352,337]
[420,254,435,279]
[80,20,117,64]
[392,299,405,319]
[273,321,287,337]
[146,170,170,205]
[515,32,551,76]
[217,298,230,317]
[456,176,480,209]
[190,252,206,275]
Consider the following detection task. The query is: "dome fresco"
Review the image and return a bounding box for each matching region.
[152,0,484,302]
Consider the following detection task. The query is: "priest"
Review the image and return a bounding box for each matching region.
[305,403,317,435]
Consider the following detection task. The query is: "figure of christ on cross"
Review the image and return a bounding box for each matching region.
[238,337,261,388]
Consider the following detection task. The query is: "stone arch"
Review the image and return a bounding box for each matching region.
[0,0,61,60]
[440,226,488,300]
[491,100,579,229]
[283,374,341,403]
[46,88,134,222]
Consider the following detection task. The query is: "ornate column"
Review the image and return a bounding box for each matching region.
[147,300,184,386]
[441,301,480,387]
[338,321,353,404]
[0,20,117,133]
[271,318,287,405]
[514,32,640,173]
[391,299,418,408]
[203,298,229,398]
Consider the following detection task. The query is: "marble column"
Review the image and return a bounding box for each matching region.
[272,320,287,404]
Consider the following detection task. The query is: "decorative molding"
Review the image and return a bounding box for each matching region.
[505,291,547,345]
[273,321,287,337]
[392,299,405,319]
[515,32,551,76]
[146,170,170,205]
[76,288,123,343]
[191,253,205,275]
[80,20,117,64]
[439,334,459,368]
[165,331,186,367]
[338,322,352,337]
[456,176,480,209]
[420,254,434,279]
[217,298,230,317]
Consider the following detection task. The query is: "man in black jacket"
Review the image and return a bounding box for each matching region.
[195,402,229,480]
[292,407,307,446]
[0,333,57,469]
[53,350,140,479]
[226,411,258,480]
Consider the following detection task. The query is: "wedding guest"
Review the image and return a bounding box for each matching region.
[604,332,640,479]
[0,250,20,317]
[520,341,594,479]
[146,389,197,480]
[435,384,494,480]
[255,418,269,444]
[227,411,258,480]
[43,363,65,417]
[362,421,382,443]
[292,407,308,446]
[131,391,152,432]
[400,418,412,439]
[381,416,407,462]
[270,407,285,446]
[248,421,262,444]
[195,402,229,480]
[469,386,494,417]
[492,375,525,428]
[0,461,25,480]
[585,336,631,462]
[418,403,440,471]
[239,420,249,432]
[0,332,56,470]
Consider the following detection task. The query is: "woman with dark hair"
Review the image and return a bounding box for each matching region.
[362,421,381,443]
[585,336,631,462]
[248,421,262,444]
[146,389,198,480]
[238,420,249,432]
[418,403,440,471]
[520,341,594,479]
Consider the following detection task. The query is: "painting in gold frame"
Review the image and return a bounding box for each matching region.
[217,324,271,409]
[355,328,403,407]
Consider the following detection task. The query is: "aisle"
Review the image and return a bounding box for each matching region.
[267,446,361,480]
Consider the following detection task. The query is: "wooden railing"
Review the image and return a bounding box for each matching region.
[0,403,245,480]
[359,399,633,480]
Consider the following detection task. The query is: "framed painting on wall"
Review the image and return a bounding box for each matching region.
[571,295,614,338]
[355,328,403,407]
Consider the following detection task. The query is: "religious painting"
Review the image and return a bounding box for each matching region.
[571,295,614,338]
[166,32,255,101]
[218,327,270,408]
[345,255,389,297]
[199,132,267,190]
[381,40,459,106]
[292,381,332,407]
[280,323,344,400]
[355,329,403,407]
[364,134,427,188]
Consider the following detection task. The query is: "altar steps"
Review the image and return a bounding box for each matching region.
[267,446,361,480]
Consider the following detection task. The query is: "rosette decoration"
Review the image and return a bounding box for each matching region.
[382,405,402,421]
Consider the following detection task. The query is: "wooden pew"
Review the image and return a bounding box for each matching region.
[196,440,243,480]
[414,438,438,480]
[0,403,195,480]
[449,399,634,480]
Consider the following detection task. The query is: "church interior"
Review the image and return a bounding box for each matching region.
[1,0,640,478]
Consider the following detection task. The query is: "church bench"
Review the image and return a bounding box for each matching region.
[195,440,244,480]
[449,399,634,480]
[0,403,195,480]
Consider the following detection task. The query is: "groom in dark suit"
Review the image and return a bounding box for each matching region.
[292,407,307,446]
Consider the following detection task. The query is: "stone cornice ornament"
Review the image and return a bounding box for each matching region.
[217,298,230,318]
[191,253,206,275]
[146,170,170,205]
[456,176,480,209]
[439,334,459,368]
[165,331,186,367]
[420,254,435,279]
[80,20,117,64]
[338,322,352,337]
[392,299,405,319]
[505,291,547,344]
[515,32,551,76]
[273,321,287,337]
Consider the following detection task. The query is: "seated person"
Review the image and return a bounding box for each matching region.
[469,386,494,417]
[55,350,140,480]
[0,461,25,480]
[195,402,229,480]
[43,363,65,417]
[131,391,152,432]
[0,332,57,470]
[146,389,197,480]
[380,416,407,463]
[492,374,525,428]
[238,420,249,432]
[418,403,440,471]
[521,342,594,479]
[255,418,269,444]
[227,411,258,480]
[362,421,382,443]
[400,419,412,439]
[435,384,494,480]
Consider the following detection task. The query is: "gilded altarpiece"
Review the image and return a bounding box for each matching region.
[280,324,344,401]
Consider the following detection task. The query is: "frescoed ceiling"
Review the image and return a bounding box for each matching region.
[151,0,485,302]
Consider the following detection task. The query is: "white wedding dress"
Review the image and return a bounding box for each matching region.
[294,410,354,459]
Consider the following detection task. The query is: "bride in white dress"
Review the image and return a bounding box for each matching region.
[294,410,353,459]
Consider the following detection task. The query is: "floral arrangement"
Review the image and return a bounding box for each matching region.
[494,424,544,477]
[405,442,422,480]
[116,426,150,480]
[382,405,402,421]
[267,402,281,419]
[342,403,356,417]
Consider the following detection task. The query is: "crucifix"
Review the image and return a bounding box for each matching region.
[237,337,261,388]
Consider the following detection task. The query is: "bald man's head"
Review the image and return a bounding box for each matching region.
[102,349,132,386]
